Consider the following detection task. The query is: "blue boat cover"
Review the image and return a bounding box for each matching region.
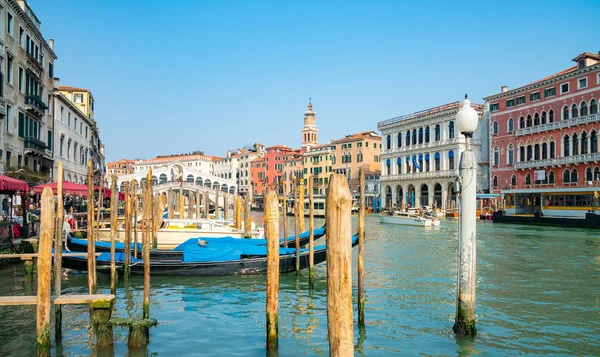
[70,237,142,252]
[97,252,143,263]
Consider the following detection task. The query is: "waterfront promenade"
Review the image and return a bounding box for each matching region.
[0,214,597,356]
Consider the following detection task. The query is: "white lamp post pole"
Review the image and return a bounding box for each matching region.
[453,95,478,336]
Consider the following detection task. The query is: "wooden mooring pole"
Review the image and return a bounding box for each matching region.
[87,162,96,294]
[153,193,159,249]
[326,174,354,356]
[244,198,251,238]
[179,195,185,220]
[299,178,305,232]
[36,187,54,357]
[235,196,242,230]
[195,190,200,219]
[223,192,229,220]
[293,177,300,273]
[187,192,194,219]
[110,175,118,295]
[282,182,288,248]
[167,188,173,219]
[54,162,64,342]
[264,190,279,351]
[358,168,366,326]
[132,180,139,259]
[215,187,220,219]
[203,191,209,219]
[308,177,315,286]
[143,170,152,319]
[124,181,131,278]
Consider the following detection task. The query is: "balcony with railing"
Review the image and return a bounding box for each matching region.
[25,94,47,117]
[514,152,600,170]
[380,169,458,182]
[26,53,44,73]
[516,114,599,137]
[24,136,47,155]
[381,137,481,156]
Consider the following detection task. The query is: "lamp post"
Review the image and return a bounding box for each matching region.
[453,95,479,337]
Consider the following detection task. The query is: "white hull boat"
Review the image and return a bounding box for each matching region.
[97,219,263,249]
[379,211,440,227]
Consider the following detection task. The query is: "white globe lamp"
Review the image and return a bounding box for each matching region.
[456,94,479,138]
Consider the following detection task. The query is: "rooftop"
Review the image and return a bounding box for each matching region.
[378,101,483,129]
[331,130,381,144]
[58,86,91,93]
[138,153,222,164]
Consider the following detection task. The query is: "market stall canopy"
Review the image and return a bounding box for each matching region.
[0,175,29,194]
[32,181,116,199]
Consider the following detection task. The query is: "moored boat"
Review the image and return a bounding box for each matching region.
[61,233,359,276]
[379,210,440,227]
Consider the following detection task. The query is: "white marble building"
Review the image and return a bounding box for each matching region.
[378,100,488,210]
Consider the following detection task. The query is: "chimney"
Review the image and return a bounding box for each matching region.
[501,86,508,93]
[49,39,54,50]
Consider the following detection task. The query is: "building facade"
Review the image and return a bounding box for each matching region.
[52,87,95,183]
[214,143,264,195]
[303,144,333,196]
[106,158,134,177]
[331,131,381,194]
[485,52,600,193]
[378,101,486,210]
[0,0,57,178]
[58,85,104,184]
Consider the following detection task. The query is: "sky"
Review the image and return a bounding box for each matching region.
[28,0,600,162]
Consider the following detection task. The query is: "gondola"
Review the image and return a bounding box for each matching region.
[64,225,326,259]
[61,232,358,276]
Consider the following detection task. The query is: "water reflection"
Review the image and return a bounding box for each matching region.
[0,217,597,356]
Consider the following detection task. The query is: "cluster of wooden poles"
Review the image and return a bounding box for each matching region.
[17,162,162,356]
[265,170,367,356]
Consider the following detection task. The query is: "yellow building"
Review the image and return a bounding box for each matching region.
[302,144,333,195]
[331,131,382,194]
[58,86,94,121]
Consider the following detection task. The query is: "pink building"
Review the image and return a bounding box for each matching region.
[485,52,600,194]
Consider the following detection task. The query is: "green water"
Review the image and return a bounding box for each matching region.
[0,216,598,356]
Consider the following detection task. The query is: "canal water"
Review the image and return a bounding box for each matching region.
[0,215,598,356]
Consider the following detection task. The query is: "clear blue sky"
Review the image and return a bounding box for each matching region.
[29,0,600,162]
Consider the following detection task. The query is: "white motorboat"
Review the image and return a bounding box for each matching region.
[379,210,440,227]
[97,218,264,249]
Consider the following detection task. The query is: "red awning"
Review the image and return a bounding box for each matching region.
[0,175,29,193]
[32,181,124,200]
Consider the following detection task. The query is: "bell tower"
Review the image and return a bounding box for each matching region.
[301,99,318,150]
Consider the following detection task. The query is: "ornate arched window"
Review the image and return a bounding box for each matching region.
[563,135,570,156]
[397,133,402,148]
[526,115,532,127]
[435,125,441,141]
[572,133,579,155]
[507,144,514,165]
[563,106,569,120]
[519,116,525,129]
[406,130,411,146]
[541,111,547,125]
[548,171,555,185]
[563,169,570,183]
[581,131,588,154]
[425,126,430,143]
[542,142,548,159]
[412,129,417,145]
[534,143,540,160]
[549,109,554,123]
[448,150,455,169]
[590,99,598,114]
[434,152,440,171]
[581,101,588,116]
[508,118,514,132]
[571,103,578,118]
[493,146,499,166]
[550,140,556,158]
[570,169,578,184]
[493,121,499,135]
[591,130,598,153]
[525,173,531,185]
[396,157,402,174]
[493,176,498,188]
[418,128,423,144]
[386,135,391,150]
[586,167,593,182]
[448,121,455,139]
[385,158,391,175]
[511,174,517,186]
[534,113,540,126]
